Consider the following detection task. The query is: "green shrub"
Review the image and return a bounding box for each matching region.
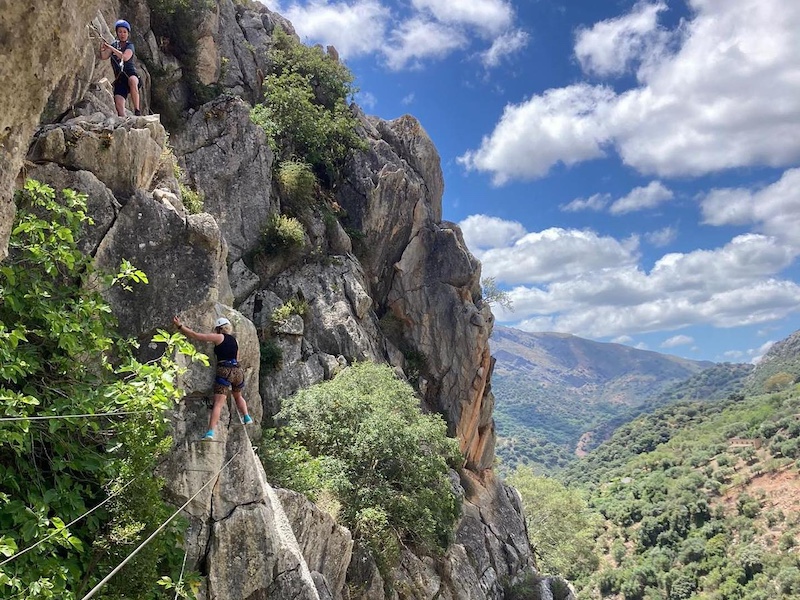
[504,572,542,600]
[271,298,309,325]
[0,180,205,599]
[262,214,305,254]
[277,159,317,208]
[260,338,283,372]
[258,428,324,499]
[179,182,204,214]
[271,362,462,577]
[250,27,366,183]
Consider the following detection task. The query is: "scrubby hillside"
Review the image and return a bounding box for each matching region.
[561,386,800,599]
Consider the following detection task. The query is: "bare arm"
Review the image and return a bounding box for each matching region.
[100,41,132,62]
[99,41,112,60]
[173,316,224,344]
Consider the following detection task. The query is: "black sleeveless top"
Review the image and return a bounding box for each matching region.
[214,333,238,362]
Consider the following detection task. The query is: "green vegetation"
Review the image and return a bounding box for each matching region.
[744,335,800,395]
[508,466,600,579]
[259,338,283,372]
[552,385,800,599]
[0,181,206,599]
[261,214,305,254]
[277,159,317,209]
[495,361,752,474]
[271,298,309,325]
[179,182,204,214]
[250,27,366,183]
[260,362,461,579]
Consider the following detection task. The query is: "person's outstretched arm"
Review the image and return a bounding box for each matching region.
[173,316,224,344]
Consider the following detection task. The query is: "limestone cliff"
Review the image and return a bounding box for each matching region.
[5,1,573,599]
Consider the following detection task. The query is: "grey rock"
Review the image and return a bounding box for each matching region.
[173,95,275,264]
[277,488,353,600]
[0,0,99,259]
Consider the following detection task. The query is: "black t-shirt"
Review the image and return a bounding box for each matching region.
[214,333,238,362]
[111,40,137,77]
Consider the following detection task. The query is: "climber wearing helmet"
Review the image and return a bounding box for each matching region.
[173,315,253,440]
[98,19,142,117]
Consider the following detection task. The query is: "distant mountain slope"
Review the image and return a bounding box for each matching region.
[745,329,800,394]
[650,361,754,404]
[491,326,719,472]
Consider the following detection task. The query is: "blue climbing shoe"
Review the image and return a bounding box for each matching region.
[242,414,253,425]
[202,430,214,440]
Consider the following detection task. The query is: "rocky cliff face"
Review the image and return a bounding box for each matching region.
[6,1,573,599]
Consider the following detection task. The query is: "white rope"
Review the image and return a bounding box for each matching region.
[174,550,189,600]
[0,411,148,422]
[80,451,240,600]
[0,478,136,567]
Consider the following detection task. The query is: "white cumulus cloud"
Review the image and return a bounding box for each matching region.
[645,226,677,247]
[700,167,800,248]
[575,0,669,78]
[480,29,530,68]
[384,18,467,70]
[412,0,514,35]
[609,181,673,214]
[661,334,693,348]
[460,215,800,339]
[458,84,615,184]
[561,192,610,213]
[264,0,390,58]
[460,0,800,181]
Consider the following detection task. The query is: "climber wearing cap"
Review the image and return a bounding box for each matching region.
[173,315,253,440]
[98,19,142,117]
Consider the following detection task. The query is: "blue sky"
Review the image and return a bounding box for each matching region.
[261,0,800,363]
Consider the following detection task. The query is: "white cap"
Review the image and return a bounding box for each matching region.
[215,317,231,328]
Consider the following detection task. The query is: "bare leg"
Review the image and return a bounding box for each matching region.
[114,94,126,117]
[232,390,249,418]
[129,75,140,112]
[208,393,227,432]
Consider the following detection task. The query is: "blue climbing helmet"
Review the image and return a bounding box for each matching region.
[114,19,131,32]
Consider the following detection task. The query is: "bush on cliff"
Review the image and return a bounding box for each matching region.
[0,180,203,599]
[250,27,366,184]
[263,361,461,575]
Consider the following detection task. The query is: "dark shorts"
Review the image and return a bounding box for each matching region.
[214,363,244,395]
[113,71,140,98]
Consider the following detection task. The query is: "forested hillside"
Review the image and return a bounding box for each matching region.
[551,386,800,599]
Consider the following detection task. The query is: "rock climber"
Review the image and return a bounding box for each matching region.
[98,19,142,117]
[173,315,253,440]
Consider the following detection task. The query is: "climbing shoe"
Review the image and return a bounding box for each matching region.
[242,414,253,425]
[134,109,141,116]
[202,430,214,440]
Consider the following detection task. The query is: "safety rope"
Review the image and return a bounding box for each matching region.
[174,549,189,600]
[0,410,149,422]
[0,478,136,568]
[80,450,240,600]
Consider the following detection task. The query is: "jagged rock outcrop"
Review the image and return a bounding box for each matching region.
[3,1,578,599]
[172,95,276,264]
[341,113,496,471]
[0,0,101,260]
